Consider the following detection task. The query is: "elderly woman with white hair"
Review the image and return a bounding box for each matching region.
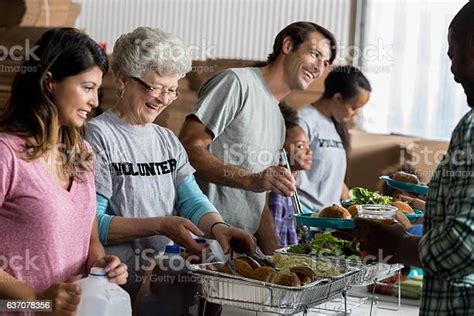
[85,26,255,300]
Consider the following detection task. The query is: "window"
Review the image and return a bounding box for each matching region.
[358,0,468,140]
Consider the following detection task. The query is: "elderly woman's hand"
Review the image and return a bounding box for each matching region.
[91,255,128,285]
[155,216,208,253]
[211,224,257,254]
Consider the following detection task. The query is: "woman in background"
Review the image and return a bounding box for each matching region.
[297,65,371,212]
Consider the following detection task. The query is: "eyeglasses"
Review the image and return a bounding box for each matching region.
[130,76,179,101]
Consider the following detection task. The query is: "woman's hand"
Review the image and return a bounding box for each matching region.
[91,255,128,285]
[155,216,207,253]
[35,276,82,316]
[211,224,256,254]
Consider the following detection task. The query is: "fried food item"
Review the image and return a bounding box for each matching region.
[236,255,261,270]
[290,266,316,285]
[234,257,254,278]
[318,204,351,219]
[347,204,358,218]
[271,270,301,287]
[218,255,318,287]
[250,266,276,282]
[391,171,420,184]
[220,261,234,274]
[392,201,414,214]
[299,275,313,285]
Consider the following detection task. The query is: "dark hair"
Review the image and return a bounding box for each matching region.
[279,102,300,133]
[449,1,474,48]
[321,65,371,152]
[267,21,337,64]
[322,65,371,100]
[0,28,109,177]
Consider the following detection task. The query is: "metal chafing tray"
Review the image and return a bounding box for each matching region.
[189,260,360,314]
[275,247,404,286]
[318,258,404,286]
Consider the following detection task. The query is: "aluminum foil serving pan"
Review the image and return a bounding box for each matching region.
[333,260,404,286]
[275,247,404,287]
[189,261,360,314]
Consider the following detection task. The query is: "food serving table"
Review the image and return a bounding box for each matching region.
[190,261,361,315]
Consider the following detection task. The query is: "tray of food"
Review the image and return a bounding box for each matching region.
[294,188,404,229]
[293,204,355,229]
[293,214,354,229]
[379,172,428,196]
[277,233,404,286]
[343,187,424,222]
[367,274,423,300]
[189,253,360,314]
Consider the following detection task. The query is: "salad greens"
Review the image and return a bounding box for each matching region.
[288,233,360,258]
[348,187,392,205]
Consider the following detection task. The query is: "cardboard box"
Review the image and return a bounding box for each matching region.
[405,139,449,184]
[346,131,448,191]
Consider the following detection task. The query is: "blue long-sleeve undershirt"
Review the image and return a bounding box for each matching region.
[96,174,218,245]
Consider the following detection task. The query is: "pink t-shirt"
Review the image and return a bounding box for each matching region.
[0,133,96,290]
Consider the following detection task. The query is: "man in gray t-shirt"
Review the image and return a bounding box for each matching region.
[191,67,286,234]
[180,22,337,253]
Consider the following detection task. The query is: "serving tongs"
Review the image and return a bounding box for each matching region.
[279,149,303,215]
[229,238,276,269]
[279,148,312,243]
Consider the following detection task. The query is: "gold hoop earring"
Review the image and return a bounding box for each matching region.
[116,89,125,98]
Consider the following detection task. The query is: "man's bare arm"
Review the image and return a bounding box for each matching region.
[179,116,295,196]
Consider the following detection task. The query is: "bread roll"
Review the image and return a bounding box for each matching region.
[299,276,313,285]
[271,271,301,287]
[236,256,261,270]
[347,204,358,218]
[392,201,414,214]
[391,171,419,184]
[250,266,276,282]
[220,261,234,275]
[234,258,254,278]
[319,205,351,219]
[290,266,316,284]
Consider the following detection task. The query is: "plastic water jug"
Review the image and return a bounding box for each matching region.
[75,267,132,316]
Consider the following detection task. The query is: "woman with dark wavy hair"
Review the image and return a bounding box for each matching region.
[0,28,127,315]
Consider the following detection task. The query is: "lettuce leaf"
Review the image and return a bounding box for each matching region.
[348,187,392,205]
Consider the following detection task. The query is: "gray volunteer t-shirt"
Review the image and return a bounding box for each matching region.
[86,110,195,269]
[191,67,285,233]
[297,105,347,211]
